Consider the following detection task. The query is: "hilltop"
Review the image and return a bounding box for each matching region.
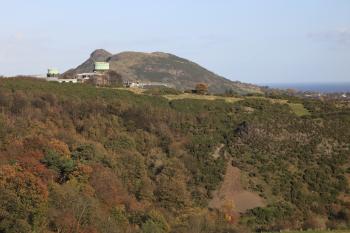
[65,49,262,94]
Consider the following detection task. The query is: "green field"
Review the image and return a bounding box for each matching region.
[164,93,311,117]
[119,88,311,117]
[139,88,311,117]
[288,102,311,116]
[267,231,350,233]
[164,93,242,103]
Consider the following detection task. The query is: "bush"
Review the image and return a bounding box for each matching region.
[104,134,136,152]
[72,144,98,161]
[41,150,75,182]
[144,86,182,96]
[141,210,170,233]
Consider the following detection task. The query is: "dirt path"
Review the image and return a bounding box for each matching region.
[212,144,224,159]
[209,161,265,213]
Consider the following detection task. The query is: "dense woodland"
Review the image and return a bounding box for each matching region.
[0,78,349,233]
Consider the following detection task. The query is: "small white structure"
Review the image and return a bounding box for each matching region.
[76,72,104,83]
[57,79,78,83]
[48,78,78,83]
[128,81,144,88]
[124,81,171,88]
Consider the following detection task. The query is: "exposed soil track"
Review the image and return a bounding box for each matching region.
[209,161,265,213]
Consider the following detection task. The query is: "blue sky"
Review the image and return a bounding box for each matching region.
[0,0,349,83]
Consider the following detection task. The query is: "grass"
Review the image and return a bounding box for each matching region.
[115,87,311,117]
[164,93,242,103]
[114,87,146,94]
[245,96,310,116]
[288,103,311,116]
[266,231,350,233]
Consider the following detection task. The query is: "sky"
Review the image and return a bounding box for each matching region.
[0,0,349,84]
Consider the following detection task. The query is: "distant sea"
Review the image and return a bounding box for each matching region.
[261,83,350,93]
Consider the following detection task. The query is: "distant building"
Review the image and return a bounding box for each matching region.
[124,81,144,88]
[58,79,78,83]
[47,68,60,78]
[91,75,110,86]
[94,62,109,72]
[76,73,101,83]
[48,78,78,83]
[124,81,171,89]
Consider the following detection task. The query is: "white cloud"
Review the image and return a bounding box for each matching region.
[308,27,350,45]
[335,27,350,44]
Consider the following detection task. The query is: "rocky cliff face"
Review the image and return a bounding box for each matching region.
[66,49,262,94]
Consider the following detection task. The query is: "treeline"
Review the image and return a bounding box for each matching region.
[0,78,349,233]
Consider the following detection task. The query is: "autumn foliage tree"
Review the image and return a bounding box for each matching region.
[195,83,209,95]
[0,165,48,232]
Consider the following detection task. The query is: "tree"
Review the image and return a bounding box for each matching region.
[107,71,123,87]
[195,83,208,95]
[41,150,75,182]
[0,165,48,232]
[141,210,170,233]
[47,180,97,233]
[155,158,191,212]
[10,92,28,114]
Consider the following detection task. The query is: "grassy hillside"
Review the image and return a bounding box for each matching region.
[0,78,349,233]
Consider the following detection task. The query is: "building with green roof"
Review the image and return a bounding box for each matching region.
[47,69,60,78]
[94,62,109,72]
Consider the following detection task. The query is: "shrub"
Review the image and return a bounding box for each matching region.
[41,150,75,182]
[144,87,182,96]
